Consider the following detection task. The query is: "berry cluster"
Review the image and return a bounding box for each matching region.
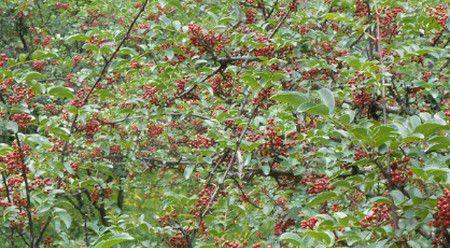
[209,73,236,97]
[430,4,448,29]
[354,147,368,161]
[109,145,121,155]
[10,113,32,128]
[189,135,214,148]
[253,87,274,109]
[188,23,225,54]
[190,185,223,217]
[142,85,158,103]
[432,188,450,230]
[378,6,404,38]
[8,85,35,105]
[352,89,371,109]
[169,230,189,248]
[245,9,256,24]
[274,216,295,235]
[83,118,100,136]
[254,36,274,57]
[129,61,141,69]
[300,217,319,230]
[259,122,297,157]
[32,60,46,72]
[359,202,391,227]
[355,0,369,18]
[0,53,8,67]
[301,174,333,194]
[147,124,164,137]
[389,157,412,185]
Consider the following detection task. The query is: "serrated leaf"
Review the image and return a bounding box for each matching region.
[280,232,305,247]
[22,71,46,81]
[184,164,195,179]
[54,208,71,229]
[318,88,335,115]
[48,86,75,99]
[94,233,134,248]
[308,191,338,207]
[271,91,307,107]
[0,144,13,156]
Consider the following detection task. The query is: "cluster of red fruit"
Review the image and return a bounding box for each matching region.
[359,202,391,227]
[33,35,53,47]
[296,115,317,133]
[253,87,274,109]
[301,174,333,194]
[32,60,46,72]
[209,74,236,97]
[254,36,275,57]
[142,85,158,103]
[190,185,219,217]
[8,85,35,105]
[245,9,257,24]
[378,6,404,38]
[90,184,113,203]
[430,4,448,29]
[274,216,296,236]
[147,124,164,137]
[0,144,30,173]
[259,121,297,157]
[354,147,368,161]
[0,53,8,67]
[189,135,214,148]
[71,86,90,108]
[432,188,450,230]
[188,23,225,54]
[355,0,369,18]
[301,68,331,81]
[10,112,32,128]
[300,217,319,230]
[82,118,101,136]
[352,89,371,109]
[169,230,189,248]
[389,157,412,185]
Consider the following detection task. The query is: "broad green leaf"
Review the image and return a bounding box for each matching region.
[308,191,338,207]
[54,208,71,229]
[184,164,195,179]
[318,88,335,115]
[94,233,134,248]
[271,91,307,107]
[48,86,75,99]
[0,144,13,156]
[280,232,305,247]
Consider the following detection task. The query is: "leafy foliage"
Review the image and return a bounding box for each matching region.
[0,0,449,247]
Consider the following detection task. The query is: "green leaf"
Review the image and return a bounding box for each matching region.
[94,233,134,248]
[32,51,58,60]
[66,34,88,42]
[184,164,195,179]
[21,71,46,81]
[262,165,270,175]
[48,86,75,99]
[280,232,305,247]
[308,191,338,207]
[305,104,329,115]
[0,144,13,156]
[25,134,52,147]
[415,123,449,138]
[305,230,333,245]
[242,74,259,89]
[271,91,307,107]
[318,88,335,115]
[54,208,71,229]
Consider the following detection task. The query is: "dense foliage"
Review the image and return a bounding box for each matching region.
[0,0,449,247]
